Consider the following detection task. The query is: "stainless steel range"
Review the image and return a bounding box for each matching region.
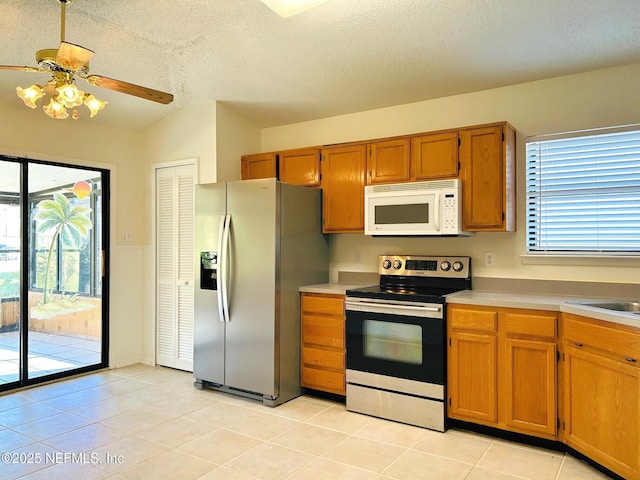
[345,255,471,431]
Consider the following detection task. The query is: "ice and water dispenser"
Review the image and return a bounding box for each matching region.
[200,251,218,290]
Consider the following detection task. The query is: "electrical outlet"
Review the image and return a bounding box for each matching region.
[355,250,362,264]
[485,252,495,267]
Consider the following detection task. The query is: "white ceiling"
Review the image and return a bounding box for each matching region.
[0,0,639,130]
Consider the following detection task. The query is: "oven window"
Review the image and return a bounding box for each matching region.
[363,320,422,365]
[374,203,429,224]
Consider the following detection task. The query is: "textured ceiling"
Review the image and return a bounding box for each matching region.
[0,0,639,130]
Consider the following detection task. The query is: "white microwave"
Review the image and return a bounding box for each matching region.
[364,179,470,236]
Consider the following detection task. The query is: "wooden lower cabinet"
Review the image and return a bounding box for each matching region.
[563,314,640,480]
[448,305,558,439]
[300,292,346,395]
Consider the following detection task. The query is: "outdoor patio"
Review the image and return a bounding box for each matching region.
[0,330,101,385]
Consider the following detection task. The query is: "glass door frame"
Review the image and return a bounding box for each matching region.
[0,155,110,392]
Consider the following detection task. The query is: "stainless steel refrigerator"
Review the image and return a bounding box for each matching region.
[193,178,329,406]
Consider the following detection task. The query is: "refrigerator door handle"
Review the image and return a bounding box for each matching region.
[216,214,227,323]
[220,214,231,322]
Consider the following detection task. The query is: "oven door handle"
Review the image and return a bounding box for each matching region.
[346,300,442,316]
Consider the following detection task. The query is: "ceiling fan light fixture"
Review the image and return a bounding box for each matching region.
[43,98,69,119]
[16,85,44,108]
[55,82,85,108]
[84,93,107,118]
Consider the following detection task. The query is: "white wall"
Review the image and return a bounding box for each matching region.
[0,103,146,367]
[138,101,261,364]
[261,63,640,285]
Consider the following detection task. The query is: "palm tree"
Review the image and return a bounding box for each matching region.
[35,193,92,304]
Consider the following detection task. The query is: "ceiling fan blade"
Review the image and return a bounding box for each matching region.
[85,74,174,104]
[0,65,41,73]
[56,41,94,71]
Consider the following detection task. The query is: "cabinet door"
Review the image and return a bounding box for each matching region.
[320,144,366,233]
[279,147,320,187]
[410,132,459,180]
[448,331,498,423]
[564,344,640,480]
[241,152,277,180]
[504,338,557,436]
[460,125,516,231]
[366,138,410,184]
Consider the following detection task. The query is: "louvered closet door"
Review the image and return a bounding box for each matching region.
[156,164,195,371]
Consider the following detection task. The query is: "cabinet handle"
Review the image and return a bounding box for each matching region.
[625,357,637,363]
[574,342,583,347]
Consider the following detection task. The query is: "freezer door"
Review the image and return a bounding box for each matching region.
[193,182,227,385]
[225,179,278,396]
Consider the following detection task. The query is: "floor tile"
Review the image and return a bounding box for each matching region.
[382,449,473,480]
[557,456,614,479]
[271,423,348,455]
[225,442,314,480]
[0,427,37,451]
[17,460,110,480]
[265,395,332,421]
[222,410,299,440]
[322,435,406,473]
[117,448,216,480]
[1,404,63,431]
[306,404,373,434]
[411,428,493,464]
[194,465,261,480]
[72,395,142,422]
[92,435,170,474]
[178,428,262,465]
[98,406,175,435]
[183,400,256,427]
[465,466,527,480]
[477,442,564,480]
[354,416,427,447]
[42,422,124,453]
[0,442,61,479]
[11,411,92,441]
[136,416,214,448]
[289,457,378,480]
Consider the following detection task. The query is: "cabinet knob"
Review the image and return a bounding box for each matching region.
[574,342,583,347]
[625,357,637,363]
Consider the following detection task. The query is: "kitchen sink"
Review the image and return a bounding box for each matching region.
[571,301,640,314]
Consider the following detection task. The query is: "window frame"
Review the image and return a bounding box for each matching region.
[525,124,640,257]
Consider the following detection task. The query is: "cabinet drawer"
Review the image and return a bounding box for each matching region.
[301,315,344,348]
[301,294,344,316]
[563,314,640,360]
[301,366,345,395]
[302,347,344,370]
[503,312,557,339]
[450,308,497,332]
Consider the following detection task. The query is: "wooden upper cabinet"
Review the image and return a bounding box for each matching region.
[241,152,277,180]
[279,147,321,187]
[410,132,459,180]
[366,138,410,185]
[459,123,516,231]
[320,144,366,233]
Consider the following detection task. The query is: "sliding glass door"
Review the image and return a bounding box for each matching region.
[0,157,109,390]
[0,160,21,385]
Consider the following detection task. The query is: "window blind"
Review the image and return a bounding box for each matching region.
[526,127,640,253]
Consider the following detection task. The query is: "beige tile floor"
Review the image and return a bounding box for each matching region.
[0,364,613,480]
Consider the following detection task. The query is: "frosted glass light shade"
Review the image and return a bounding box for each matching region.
[43,98,69,119]
[16,85,44,108]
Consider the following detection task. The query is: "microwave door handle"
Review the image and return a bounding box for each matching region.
[434,193,441,232]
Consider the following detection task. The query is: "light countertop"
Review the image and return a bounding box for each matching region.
[447,290,640,329]
[299,283,376,295]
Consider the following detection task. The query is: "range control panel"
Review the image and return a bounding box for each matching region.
[378,255,471,278]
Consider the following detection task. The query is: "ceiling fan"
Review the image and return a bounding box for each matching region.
[0,0,173,119]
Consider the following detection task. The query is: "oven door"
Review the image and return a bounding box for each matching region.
[345,299,444,386]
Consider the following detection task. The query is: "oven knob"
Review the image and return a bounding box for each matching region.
[393,259,402,270]
[382,259,392,269]
[452,261,464,272]
[440,261,451,271]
